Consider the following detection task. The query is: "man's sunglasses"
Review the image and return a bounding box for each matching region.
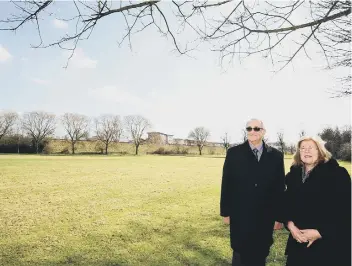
[246,127,263,132]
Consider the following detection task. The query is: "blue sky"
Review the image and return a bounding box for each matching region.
[0,1,350,144]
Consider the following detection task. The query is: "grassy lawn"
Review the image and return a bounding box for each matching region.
[0,155,350,266]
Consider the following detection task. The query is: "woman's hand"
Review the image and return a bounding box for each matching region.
[301,229,322,247]
[223,216,230,224]
[287,221,307,243]
[273,221,283,230]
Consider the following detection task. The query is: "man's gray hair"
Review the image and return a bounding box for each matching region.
[246,118,265,129]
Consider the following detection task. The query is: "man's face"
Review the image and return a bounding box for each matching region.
[246,120,265,143]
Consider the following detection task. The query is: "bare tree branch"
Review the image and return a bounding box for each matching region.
[193,0,232,9]
[0,0,53,31]
[0,111,18,140]
[276,1,339,72]
[188,127,210,155]
[82,0,160,22]
[221,132,231,151]
[299,129,306,139]
[21,111,56,154]
[124,115,150,155]
[61,113,90,154]
[1,0,350,96]
[277,131,286,154]
[95,114,123,155]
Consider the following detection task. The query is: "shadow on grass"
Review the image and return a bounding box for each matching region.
[1,213,288,266]
[121,219,232,266]
[1,215,232,266]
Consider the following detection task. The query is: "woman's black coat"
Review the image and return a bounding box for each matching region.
[281,159,351,266]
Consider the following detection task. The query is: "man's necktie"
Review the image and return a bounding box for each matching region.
[253,148,259,161]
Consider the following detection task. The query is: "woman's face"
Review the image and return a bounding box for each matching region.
[299,140,319,165]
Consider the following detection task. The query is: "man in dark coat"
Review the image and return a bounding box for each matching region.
[220,119,285,266]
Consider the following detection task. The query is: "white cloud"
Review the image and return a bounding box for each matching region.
[64,48,97,69]
[21,57,28,62]
[89,86,146,107]
[31,78,50,85]
[53,19,68,29]
[0,45,12,62]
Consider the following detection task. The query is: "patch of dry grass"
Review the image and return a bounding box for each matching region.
[0,155,350,265]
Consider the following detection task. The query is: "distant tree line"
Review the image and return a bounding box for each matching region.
[0,111,350,160]
[0,111,212,155]
[319,126,351,161]
[275,128,351,161]
[0,111,150,155]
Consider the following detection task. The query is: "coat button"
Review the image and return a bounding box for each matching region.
[255,183,258,187]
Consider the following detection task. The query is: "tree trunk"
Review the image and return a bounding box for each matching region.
[198,145,202,155]
[72,141,75,154]
[135,144,139,155]
[105,142,109,155]
[36,141,39,154]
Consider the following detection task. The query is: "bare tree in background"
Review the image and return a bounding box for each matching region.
[0,1,350,96]
[188,127,210,155]
[124,115,150,155]
[277,131,286,154]
[21,111,56,153]
[242,129,247,142]
[0,111,18,140]
[14,122,23,154]
[95,115,123,155]
[221,132,231,152]
[299,129,306,138]
[288,143,296,155]
[61,113,90,154]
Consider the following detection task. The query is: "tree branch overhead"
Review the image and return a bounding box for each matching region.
[1,0,350,95]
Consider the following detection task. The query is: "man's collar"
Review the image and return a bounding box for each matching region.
[248,140,264,151]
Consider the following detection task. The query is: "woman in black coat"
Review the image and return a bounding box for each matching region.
[282,136,351,266]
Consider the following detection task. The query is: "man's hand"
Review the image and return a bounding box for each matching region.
[273,221,283,230]
[287,221,307,243]
[223,217,230,224]
[301,229,322,247]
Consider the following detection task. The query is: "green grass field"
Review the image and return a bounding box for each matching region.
[0,155,350,266]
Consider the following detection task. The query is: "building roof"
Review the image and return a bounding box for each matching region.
[147,131,174,136]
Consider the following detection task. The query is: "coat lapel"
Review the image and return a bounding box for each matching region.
[244,140,259,162]
[259,142,272,164]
